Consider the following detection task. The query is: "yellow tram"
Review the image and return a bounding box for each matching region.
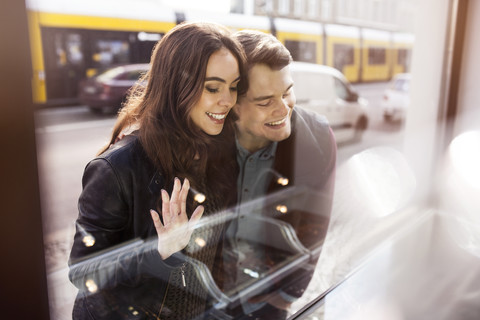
[26,0,414,106]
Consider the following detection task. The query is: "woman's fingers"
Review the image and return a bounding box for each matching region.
[151,181,204,259]
[150,209,164,233]
[179,178,190,216]
[169,178,181,218]
[161,189,172,226]
[189,205,204,227]
[160,177,201,229]
[169,177,181,207]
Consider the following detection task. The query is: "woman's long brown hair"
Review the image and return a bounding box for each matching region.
[101,22,246,210]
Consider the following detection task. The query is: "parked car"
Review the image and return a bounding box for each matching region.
[78,63,150,113]
[382,73,411,122]
[289,61,369,142]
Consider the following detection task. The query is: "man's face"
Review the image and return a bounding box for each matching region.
[234,63,296,152]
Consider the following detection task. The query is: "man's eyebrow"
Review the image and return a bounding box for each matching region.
[205,76,241,83]
[253,83,294,101]
[253,94,274,102]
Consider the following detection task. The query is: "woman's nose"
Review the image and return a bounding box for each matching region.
[220,89,236,108]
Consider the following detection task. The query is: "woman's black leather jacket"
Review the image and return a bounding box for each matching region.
[69,135,185,319]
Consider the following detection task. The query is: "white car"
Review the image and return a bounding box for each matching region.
[382,73,411,122]
[289,62,369,142]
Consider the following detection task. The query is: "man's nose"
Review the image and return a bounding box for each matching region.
[274,98,291,116]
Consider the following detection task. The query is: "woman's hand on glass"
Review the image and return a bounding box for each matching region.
[150,177,204,260]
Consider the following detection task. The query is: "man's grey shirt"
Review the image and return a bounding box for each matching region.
[236,138,278,204]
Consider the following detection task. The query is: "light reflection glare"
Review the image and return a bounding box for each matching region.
[195,237,206,247]
[448,131,480,190]
[243,268,259,278]
[442,131,480,257]
[347,147,416,217]
[85,279,98,293]
[276,204,288,214]
[190,187,206,203]
[446,217,480,258]
[277,177,289,186]
[194,193,206,203]
[76,221,96,247]
[82,235,95,247]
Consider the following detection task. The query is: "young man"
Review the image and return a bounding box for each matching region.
[225,30,337,319]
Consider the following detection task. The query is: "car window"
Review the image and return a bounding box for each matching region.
[96,67,124,81]
[126,69,147,81]
[292,71,335,101]
[394,78,410,92]
[334,77,349,100]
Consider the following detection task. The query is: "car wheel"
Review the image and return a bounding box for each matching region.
[353,115,368,141]
[88,106,104,114]
[88,106,117,115]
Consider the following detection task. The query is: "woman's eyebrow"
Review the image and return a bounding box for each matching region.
[205,76,226,83]
[205,76,241,83]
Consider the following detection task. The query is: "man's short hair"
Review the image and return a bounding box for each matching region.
[233,30,292,94]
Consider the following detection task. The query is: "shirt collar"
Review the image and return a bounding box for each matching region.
[235,137,277,161]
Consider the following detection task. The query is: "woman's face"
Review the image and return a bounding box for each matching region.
[190,48,240,135]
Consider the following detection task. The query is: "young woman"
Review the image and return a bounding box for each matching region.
[68,22,246,319]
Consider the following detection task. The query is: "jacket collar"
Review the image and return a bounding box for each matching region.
[148,172,164,195]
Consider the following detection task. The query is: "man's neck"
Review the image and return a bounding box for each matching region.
[236,134,271,154]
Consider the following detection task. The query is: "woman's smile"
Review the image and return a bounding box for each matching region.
[206,111,229,123]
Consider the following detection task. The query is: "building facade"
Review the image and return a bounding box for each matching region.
[232,0,416,32]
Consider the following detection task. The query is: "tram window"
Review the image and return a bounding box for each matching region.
[368,47,386,65]
[397,48,411,68]
[333,43,354,70]
[52,32,84,67]
[66,34,83,65]
[53,34,67,67]
[93,40,130,67]
[285,40,317,63]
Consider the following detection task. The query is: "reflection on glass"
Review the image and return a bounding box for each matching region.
[76,222,96,247]
[85,279,98,293]
[29,0,421,319]
[448,131,480,191]
[191,188,206,204]
[342,147,416,218]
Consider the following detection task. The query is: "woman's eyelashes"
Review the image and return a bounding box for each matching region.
[205,85,238,94]
[206,87,219,93]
